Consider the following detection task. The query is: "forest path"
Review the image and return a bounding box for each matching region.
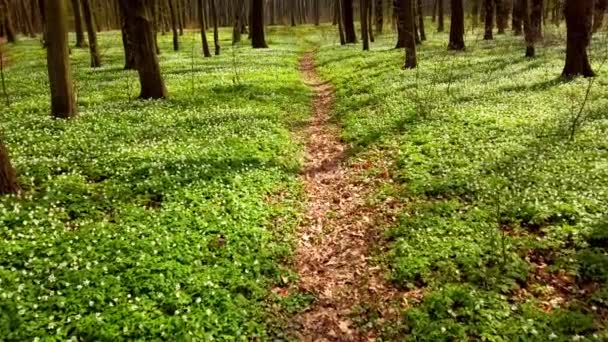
[291,52,400,341]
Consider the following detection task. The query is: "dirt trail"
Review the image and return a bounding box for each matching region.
[291,52,401,341]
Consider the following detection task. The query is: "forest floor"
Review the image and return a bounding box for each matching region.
[1,24,608,341]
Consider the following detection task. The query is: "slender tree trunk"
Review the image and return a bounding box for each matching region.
[198,0,211,56]
[403,0,416,68]
[314,0,320,25]
[177,0,184,35]
[81,0,101,67]
[395,0,405,48]
[437,0,444,31]
[484,0,494,39]
[119,0,168,99]
[376,0,383,34]
[342,0,357,43]
[210,0,220,54]
[70,0,87,47]
[496,0,507,33]
[361,0,370,50]
[0,0,17,43]
[523,0,534,57]
[251,0,267,48]
[369,0,375,41]
[562,0,594,77]
[0,139,19,195]
[512,0,523,35]
[337,0,346,44]
[120,8,136,69]
[291,0,297,26]
[233,0,243,43]
[593,0,607,33]
[417,0,426,40]
[168,0,179,50]
[432,0,437,21]
[449,0,465,50]
[45,0,77,118]
[472,0,480,28]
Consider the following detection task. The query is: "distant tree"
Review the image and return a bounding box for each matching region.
[233,0,244,43]
[361,0,370,50]
[448,0,465,50]
[484,0,494,39]
[0,138,19,195]
[70,0,87,47]
[417,0,426,40]
[119,0,168,99]
[342,0,357,43]
[472,0,481,28]
[562,0,594,77]
[250,0,267,48]
[210,0,220,54]
[81,0,101,67]
[437,0,444,32]
[198,0,211,56]
[496,0,508,34]
[395,0,405,48]
[45,0,77,118]
[512,0,523,35]
[0,0,17,43]
[167,0,179,51]
[593,0,607,33]
[376,0,383,34]
[314,0,320,25]
[402,0,416,68]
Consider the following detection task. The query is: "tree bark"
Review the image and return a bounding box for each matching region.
[342,0,357,43]
[120,7,136,69]
[437,0,444,31]
[119,0,168,99]
[562,0,594,77]
[168,0,179,50]
[448,0,465,50]
[593,0,607,33]
[250,0,267,48]
[70,0,87,47]
[81,0,101,67]
[0,138,19,195]
[484,0,494,39]
[45,0,77,118]
[361,0,370,50]
[403,0,416,68]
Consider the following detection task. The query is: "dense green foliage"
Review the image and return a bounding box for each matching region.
[0,28,309,340]
[317,23,608,340]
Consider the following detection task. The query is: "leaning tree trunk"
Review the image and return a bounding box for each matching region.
[0,0,17,43]
[70,0,87,47]
[0,139,19,195]
[376,0,383,34]
[437,0,444,31]
[81,0,101,67]
[361,0,370,50]
[403,0,416,68]
[342,0,357,43]
[168,0,179,51]
[593,0,607,33]
[210,0,220,54]
[448,0,465,50]
[45,0,77,118]
[250,0,267,48]
[198,0,211,56]
[562,0,594,77]
[484,0,494,39]
[119,0,168,99]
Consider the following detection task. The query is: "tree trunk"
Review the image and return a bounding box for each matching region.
[0,0,17,43]
[472,0,480,28]
[523,0,535,57]
[210,0,220,54]
[0,139,19,195]
[484,0,494,39]
[45,0,77,118]
[417,0,426,40]
[437,0,444,31]
[562,0,594,77]
[448,0,465,50]
[81,0,101,67]
[342,0,357,43]
[593,0,607,33]
[512,0,523,35]
[361,0,370,50]
[375,0,383,34]
[403,0,416,68]
[395,0,405,48]
[233,0,243,43]
[120,8,136,69]
[250,0,267,48]
[119,0,168,99]
[70,0,87,47]
[496,0,507,33]
[168,0,179,50]
[198,0,211,56]
[314,0,320,25]
[337,0,346,44]
[369,0,375,41]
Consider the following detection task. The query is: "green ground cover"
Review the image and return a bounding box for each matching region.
[317,22,608,341]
